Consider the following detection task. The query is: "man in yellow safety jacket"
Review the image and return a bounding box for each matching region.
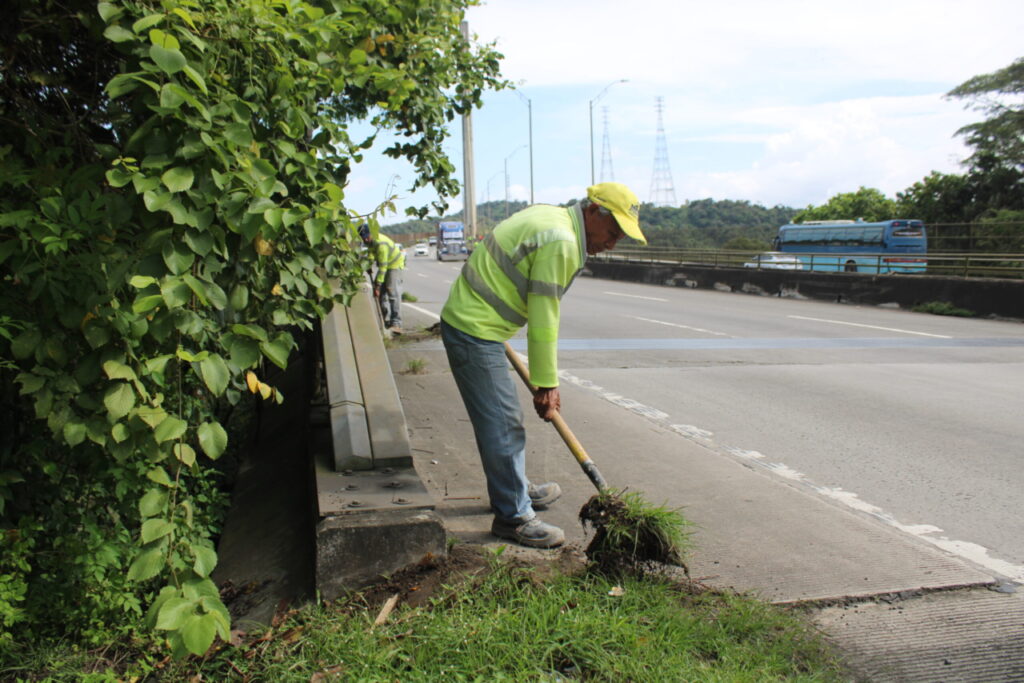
[359,224,406,333]
[439,182,646,548]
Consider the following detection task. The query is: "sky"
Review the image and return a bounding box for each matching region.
[344,0,1024,225]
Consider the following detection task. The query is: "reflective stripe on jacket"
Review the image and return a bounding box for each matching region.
[373,234,405,284]
[441,204,587,387]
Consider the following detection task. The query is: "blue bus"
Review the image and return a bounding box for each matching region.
[774,219,927,273]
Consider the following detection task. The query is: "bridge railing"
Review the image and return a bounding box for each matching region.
[593,248,1024,279]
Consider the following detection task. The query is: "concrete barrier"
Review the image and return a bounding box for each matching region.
[586,261,1024,320]
[313,283,445,600]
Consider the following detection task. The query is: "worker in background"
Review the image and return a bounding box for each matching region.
[439,183,646,548]
[359,224,406,334]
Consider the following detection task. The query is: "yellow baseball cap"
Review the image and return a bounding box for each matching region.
[587,182,646,245]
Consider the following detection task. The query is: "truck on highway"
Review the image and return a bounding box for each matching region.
[436,221,469,262]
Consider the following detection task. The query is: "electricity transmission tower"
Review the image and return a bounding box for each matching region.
[599,106,615,182]
[649,97,677,206]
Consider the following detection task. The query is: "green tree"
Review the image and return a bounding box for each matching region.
[947,56,1024,172]
[793,187,898,223]
[0,0,503,657]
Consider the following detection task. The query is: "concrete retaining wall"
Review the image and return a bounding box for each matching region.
[585,261,1024,320]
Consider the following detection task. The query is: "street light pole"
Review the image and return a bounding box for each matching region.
[504,144,527,219]
[485,171,503,227]
[589,79,627,185]
[516,91,534,204]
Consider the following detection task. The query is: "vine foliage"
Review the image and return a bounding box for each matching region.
[0,0,504,656]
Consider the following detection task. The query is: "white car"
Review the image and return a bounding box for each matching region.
[413,242,429,256]
[743,252,804,270]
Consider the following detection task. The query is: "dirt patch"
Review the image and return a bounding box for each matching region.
[344,543,588,612]
[579,494,689,578]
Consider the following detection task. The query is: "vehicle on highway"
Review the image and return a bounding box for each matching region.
[414,242,429,256]
[743,252,804,270]
[774,219,928,273]
[437,221,469,261]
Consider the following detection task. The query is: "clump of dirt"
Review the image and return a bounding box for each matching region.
[579,493,689,578]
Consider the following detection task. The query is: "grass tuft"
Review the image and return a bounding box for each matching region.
[580,489,693,577]
[912,300,975,317]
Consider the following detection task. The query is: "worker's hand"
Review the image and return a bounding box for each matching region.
[373,285,381,297]
[533,387,561,422]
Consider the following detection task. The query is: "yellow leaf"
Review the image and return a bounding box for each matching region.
[254,236,274,255]
[271,284,283,296]
[245,371,259,394]
[80,311,97,330]
[258,382,272,400]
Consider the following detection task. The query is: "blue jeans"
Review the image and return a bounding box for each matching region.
[441,320,533,523]
[378,269,403,328]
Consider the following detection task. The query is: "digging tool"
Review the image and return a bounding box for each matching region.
[502,341,690,574]
[502,342,607,491]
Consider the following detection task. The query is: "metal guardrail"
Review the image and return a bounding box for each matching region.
[593,247,1024,279]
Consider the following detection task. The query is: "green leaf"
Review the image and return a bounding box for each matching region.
[193,546,218,578]
[106,167,133,187]
[103,360,137,381]
[174,443,196,466]
[150,45,186,75]
[144,189,172,212]
[141,518,174,543]
[133,13,165,34]
[247,197,276,214]
[140,488,168,517]
[148,29,180,50]
[11,328,41,359]
[16,373,45,395]
[127,547,165,582]
[227,336,260,369]
[260,339,290,369]
[161,277,192,308]
[199,354,230,396]
[181,65,208,95]
[303,218,327,245]
[130,275,158,288]
[197,421,228,460]
[183,231,214,257]
[111,422,130,443]
[156,597,194,630]
[154,416,187,443]
[103,24,135,43]
[63,421,87,447]
[162,167,194,192]
[97,2,122,22]
[137,405,168,429]
[147,466,173,487]
[348,48,367,65]
[181,613,218,655]
[229,284,249,310]
[162,241,195,275]
[231,324,268,342]
[204,281,227,310]
[223,123,253,147]
[104,382,136,420]
[181,274,208,305]
[132,294,164,314]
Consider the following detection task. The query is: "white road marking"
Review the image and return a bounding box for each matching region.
[557,368,1024,583]
[404,303,440,320]
[628,315,732,337]
[788,315,952,338]
[416,273,429,278]
[604,291,669,302]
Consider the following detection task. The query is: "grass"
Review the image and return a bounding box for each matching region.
[912,300,976,317]
[10,550,848,682]
[402,357,426,374]
[401,291,418,302]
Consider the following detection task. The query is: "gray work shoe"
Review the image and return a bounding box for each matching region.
[491,517,565,548]
[528,482,562,510]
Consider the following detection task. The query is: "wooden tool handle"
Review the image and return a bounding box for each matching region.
[503,342,608,491]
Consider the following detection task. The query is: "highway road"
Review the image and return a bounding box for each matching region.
[399,250,1024,582]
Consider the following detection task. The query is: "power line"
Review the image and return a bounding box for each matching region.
[649,96,677,207]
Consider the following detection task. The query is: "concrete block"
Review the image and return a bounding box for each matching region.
[315,509,447,600]
[347,284,413,467]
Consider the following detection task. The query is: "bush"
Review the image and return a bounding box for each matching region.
[0,0,503,658]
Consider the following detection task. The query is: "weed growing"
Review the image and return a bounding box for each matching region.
[403,358,427,374]
[401,291,418,302]
[912,301,976,317]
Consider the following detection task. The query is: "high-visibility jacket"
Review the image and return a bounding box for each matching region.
[441,204,587,387]
[371,233,405,284]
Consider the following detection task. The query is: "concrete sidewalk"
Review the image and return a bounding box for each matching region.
[388,315,1024,681]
